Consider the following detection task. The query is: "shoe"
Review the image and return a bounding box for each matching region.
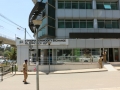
[24,82,29,84]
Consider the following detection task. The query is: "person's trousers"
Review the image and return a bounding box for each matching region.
[99,63,102,68]
[23,73,28,82]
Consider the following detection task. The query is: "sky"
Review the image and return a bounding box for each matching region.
[0,0,34,40]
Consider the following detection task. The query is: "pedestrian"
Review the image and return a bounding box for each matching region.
[98,56,103,69]
[23,59,28,84]
[103,51,107,63]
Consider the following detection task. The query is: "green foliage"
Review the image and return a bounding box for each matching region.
[3,47,17,60]
[74,49,80,56]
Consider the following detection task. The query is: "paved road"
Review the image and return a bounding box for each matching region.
[1,71,120,90]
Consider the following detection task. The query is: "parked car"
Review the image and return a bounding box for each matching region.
[79,56,100,62]
[0,59,6,64]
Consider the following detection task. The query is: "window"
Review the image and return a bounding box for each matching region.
[58,20,65,28]
[86,2,92,9]
[58,1,64,9]
[80,21,86,28]
[65,20,72,28]
[72,2,78,9]
[98,20,119,28]
[65,1,71,9]
[73,20,79,28]
[105,21,112,28]
[104,3,111,9]
[48,26,55,36]
[98,21,104,28]
[87,21,93,28]
[58,19,93,28]
[112,21,119,28]
[111,3,118,10]
[97,2,118,10]
[79,2,85,9]
[97,3,104,9]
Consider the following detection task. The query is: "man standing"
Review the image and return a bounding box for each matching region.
[99,56,103,69]
[23,59,28,84]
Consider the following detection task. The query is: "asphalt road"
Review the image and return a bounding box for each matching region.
[1,71,120,90]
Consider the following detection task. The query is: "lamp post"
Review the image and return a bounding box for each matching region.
[17,28,26,40]
[36,28,39,90]
[48,41,51,73]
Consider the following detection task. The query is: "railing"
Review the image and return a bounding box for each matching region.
[0,65,17,82]
[29,56,100,65]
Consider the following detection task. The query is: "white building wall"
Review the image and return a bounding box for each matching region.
[17,45,29,71]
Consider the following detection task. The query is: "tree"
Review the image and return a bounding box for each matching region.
[4,47,17,60]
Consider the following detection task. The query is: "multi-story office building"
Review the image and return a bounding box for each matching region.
[16,0,120,71]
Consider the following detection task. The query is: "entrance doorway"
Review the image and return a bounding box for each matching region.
[109,48,113,62]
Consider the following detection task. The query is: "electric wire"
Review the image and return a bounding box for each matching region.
[0,13,33,39]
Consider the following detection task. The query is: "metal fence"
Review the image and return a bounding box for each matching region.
[0,65,17,82]
[29,56,100,65]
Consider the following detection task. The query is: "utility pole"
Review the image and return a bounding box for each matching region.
[25,28,26,40]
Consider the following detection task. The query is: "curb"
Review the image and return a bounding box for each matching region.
[15,69,108,75]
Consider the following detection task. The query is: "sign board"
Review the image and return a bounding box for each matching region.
[17,39,68,45]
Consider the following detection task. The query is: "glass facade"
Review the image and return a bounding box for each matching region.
[58,19,93,28]
[56,48,101,63]
[98,20,119,28]
[97,2,118,10]
[58,1,92,9]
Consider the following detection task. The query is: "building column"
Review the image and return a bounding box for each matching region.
[92,0,96,9]
[94,19,97,28]
[41,49,44,65]
[52,49,56,64]
[119,0,120,10]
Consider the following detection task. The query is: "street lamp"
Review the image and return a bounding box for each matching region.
[17,28,26,40]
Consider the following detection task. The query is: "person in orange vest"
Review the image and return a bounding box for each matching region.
[23,59,28,84]
[98,56,103,69]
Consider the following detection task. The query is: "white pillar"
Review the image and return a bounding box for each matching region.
[119,0,120,10]
[52,49,56,64]
[92,0,96,9]
[41,49,44,65]
[94,19,97,29]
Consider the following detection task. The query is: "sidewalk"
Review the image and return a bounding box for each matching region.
[16,67,107,75]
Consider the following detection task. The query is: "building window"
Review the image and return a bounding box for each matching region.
[98,20,119,28]
[72,2,78,9]
[73,20,79,28]
[112,21,119,28]
[65,20,72,28]
[58,1,92,9]
[58,19,93,28]
[58,1,64,9]
[98,21,104,28]
[104,4,111,9]
[65,1,71,9]
[86,2,92,9]
[58,20,65,28]
[79,2,86,9]
[97,2,118,10]
[105,21,112,28]
[80,21,86,28]
[87,21,93,28]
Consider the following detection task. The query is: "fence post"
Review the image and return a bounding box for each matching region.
[1,67,3,81]
[15,65,16,74]
[12,65,13,74]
